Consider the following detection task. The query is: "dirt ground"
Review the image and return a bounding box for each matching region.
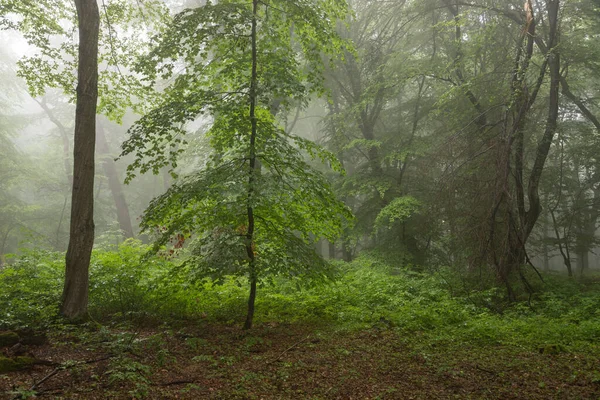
[1,323,599,399]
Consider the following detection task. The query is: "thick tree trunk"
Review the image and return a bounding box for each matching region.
[61,0,99,320]
[97,120,134,239]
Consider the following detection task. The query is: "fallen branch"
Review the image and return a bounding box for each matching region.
[154,379,197,386]
[266,335,310,364]
[475,365,496,375]
[29,367,61,392]
[13,355,113,400]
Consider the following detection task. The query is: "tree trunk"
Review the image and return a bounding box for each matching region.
[550,208,573,277]
[243,0,259,330]
[97,120,134,239]
[61,0,99,320]
[328,240,336,259]
[493,0,560,293]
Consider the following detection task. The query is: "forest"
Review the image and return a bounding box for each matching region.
[1,0,600,398]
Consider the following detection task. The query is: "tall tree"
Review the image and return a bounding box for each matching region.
[60,0,99,319]
[122,0,351,329]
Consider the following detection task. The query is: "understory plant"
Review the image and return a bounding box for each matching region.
[121,0,352,328]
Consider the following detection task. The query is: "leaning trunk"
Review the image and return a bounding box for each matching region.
[61,0,100,320]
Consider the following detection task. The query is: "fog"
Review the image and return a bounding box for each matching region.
[1,0,599,281]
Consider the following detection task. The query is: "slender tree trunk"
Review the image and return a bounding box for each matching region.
[34,99,72,250]
[550,208,573,276]
[35,98,73,186]
[0,226,12,268]
[328,241,336,259]
[97,120,134,238]
[492,0,560,294]
[243,0,259,330]
[542,204,550,272]
[61,0,99,320]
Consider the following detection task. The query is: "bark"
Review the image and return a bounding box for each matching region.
[523,0,560,239]
[61,0,99,320]
[550,208,573,276]
[486,0,559,296]
[575,185,600,276]
[97,120,134,239]
[559,76,600,131]
[542,194,550,271]
[243,0,259,330]
[507,0,560,286]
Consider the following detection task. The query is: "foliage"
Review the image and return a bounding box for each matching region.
[374,196,421,230]
[88,239,171,318]
[106,356,151,398]
[0,250,63,329]
[4,0,169,121]
[2,246,600,354]
[120,0,352,301]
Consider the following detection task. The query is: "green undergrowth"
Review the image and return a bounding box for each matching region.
[1,242,599,354]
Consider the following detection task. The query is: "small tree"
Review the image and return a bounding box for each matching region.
[122,0,351,328]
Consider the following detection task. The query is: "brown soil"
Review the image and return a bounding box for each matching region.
[1,323,599,399]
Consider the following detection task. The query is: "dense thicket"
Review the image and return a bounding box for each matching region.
[0,0,600,320]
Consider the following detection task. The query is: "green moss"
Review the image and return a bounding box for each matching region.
[0,331,19,347]
[0,356,35,373]
[538,344,567,355]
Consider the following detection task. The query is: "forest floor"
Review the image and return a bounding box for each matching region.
[1,322,599,400]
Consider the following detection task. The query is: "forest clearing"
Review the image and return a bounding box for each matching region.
[1,249,600,399]
[2,0,600,398]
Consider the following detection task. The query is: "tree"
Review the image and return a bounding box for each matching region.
[33,98,135,241]
[122,0,351,329]
[400,0,563,296]
[2,0,166,317]
[321,0,436,264]
[60,0,99,319]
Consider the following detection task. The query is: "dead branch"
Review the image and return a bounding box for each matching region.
[266,335,310,364]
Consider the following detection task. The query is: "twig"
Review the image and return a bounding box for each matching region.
[29,367,61,392]
[475,365,496,375]
[15,355,113,399]
[154,379,196,386]
[266,335,310,364]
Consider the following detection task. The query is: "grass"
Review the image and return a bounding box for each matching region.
[0,242,599,398]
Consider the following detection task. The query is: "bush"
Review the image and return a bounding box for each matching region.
[2,246,600,354]
[0,249,63,329]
